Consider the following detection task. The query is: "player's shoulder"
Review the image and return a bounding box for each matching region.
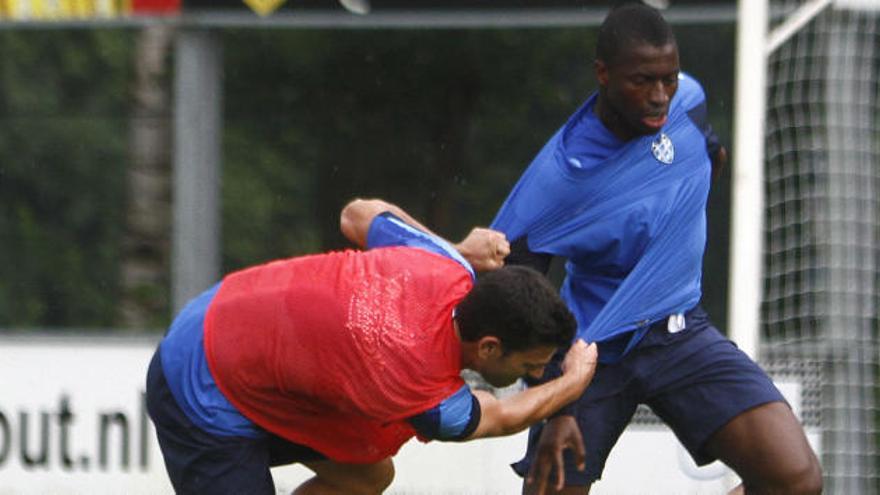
[383,245,476,281]
[674,72,707,110]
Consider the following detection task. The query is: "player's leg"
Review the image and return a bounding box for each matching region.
[528,484,592,495]
[702,401,822,494]
[265,431,393,495]
[145,349,277,494]
[295,457,395,495]
[642,308,821,495]
[515,357,640,495]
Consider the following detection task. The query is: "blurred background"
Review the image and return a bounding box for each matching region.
[0,1,735,332]
[1,0,878,493]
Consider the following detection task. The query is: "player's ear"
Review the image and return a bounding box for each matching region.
[595,59,609,86]
[476,336,503,360]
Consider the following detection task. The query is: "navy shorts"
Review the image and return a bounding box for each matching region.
[512,306,786,486]
[145,350,326,495]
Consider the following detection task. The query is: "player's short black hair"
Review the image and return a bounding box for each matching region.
[596,1,676,66]
[455,266,575,353]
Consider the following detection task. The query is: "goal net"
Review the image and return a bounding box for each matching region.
[761,1,879,492]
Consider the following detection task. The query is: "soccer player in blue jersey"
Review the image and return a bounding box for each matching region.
[491,3,822,494]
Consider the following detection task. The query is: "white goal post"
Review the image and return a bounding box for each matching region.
[729,0,879,492]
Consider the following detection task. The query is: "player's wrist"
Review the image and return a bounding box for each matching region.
[549,406,576,420]
[552,373,585,406]
[453,241,473,261]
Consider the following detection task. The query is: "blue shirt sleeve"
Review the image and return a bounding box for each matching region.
[678,72,721,158]
[407,384,482,441]
[366,212,475,279]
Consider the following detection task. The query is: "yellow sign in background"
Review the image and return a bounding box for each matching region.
[242,0,287,16]
[0,0,127,19]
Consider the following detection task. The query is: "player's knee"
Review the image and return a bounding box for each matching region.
[373,460,396,492]
[784,447,822,494]
[353,459,395,495]
[788,455,822,495]
[745,452,822,495]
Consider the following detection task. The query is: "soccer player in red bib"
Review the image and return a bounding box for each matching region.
[146,197,597,494]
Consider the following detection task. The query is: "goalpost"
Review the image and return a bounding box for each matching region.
[729,0,879,492]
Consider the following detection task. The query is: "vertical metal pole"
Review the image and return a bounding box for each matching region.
[728,0,769,359]
[172,29,223,313]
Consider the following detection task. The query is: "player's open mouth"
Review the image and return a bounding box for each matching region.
[642,114,668,129]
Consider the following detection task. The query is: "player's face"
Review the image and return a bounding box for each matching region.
[596,41,680,140]
[479,344,557,388]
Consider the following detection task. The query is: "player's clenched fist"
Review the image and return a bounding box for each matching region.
[455,227,510,272]
[561,340,598,393]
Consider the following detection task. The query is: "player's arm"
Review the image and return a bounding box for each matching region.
[680,74,727,183]
[711,145,728,182]
[466,340,597,440]
[339,197,509,271]
[340,198,434,247]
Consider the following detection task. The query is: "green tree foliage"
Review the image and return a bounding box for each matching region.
[221,28,597,270]
[0,30,134,328]
[0,23,735,330]
[220,25,735,328]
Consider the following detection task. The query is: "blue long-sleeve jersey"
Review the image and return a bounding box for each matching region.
[492,73,718,363]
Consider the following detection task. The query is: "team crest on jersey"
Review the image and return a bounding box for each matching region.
[651,133,675,164]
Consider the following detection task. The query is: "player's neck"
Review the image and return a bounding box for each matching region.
[594,97,637,142]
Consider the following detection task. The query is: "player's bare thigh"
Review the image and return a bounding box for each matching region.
[524,484,591,495]
[702,401,821,494]
[295,457,395,495]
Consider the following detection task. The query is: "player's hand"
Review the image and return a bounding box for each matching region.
[711,145,728,182]
[561,340,598,394]
[455,227,510,272]
[525,415,586,495]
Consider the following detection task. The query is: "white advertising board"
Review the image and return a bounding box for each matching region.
[0,335,818,494]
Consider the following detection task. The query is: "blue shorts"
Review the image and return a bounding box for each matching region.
[145,350,326,495]
[512,306,786,485]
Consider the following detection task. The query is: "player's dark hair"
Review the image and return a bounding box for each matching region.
[455,266,575,353]
[596,2,676,66]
